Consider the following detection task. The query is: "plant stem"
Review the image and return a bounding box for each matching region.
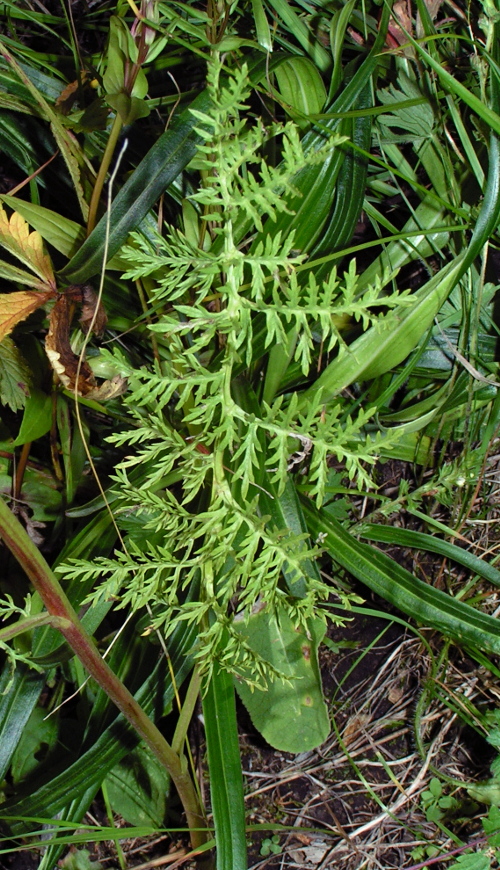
[0,496,212,862]
[87,112,123,236]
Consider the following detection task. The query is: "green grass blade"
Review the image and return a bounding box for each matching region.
[302,500,500,655]
[202,667,247,870]
[266,0,331,71]
[359,525,500,589]
[406,33,500,135]
[251,0,273,51]
[300,128,500,402]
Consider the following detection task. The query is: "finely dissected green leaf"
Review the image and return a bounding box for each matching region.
[13,388,52,446]
[302,502,500,656]
[234,607,329,752]
[105,743,169,827]
[0,196,85,258]
[258,478,322,598]
[359,525,500,589]
[0,336,31,411]
[377,70,435,142]
[10,705,59,784]
[60,88,213,284]
[202,667,247,870]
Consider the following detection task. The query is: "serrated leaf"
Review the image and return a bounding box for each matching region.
[104,742,169,827]
[234,607,329,752]
[0,335,32,410]
[0,257,52,289]
[0,289,54,342]
[0,206,55,286]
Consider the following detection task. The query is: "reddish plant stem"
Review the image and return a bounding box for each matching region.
[0,497,211,862]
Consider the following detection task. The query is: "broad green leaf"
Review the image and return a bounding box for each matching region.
[300,255,463,403]
[13,387,52,446]
[274,57,326,126]
[105,743,169,827]
[10,705,59,784]
[0,336,31,411]
[310,85,372,279]
[202,667,247,870]
[0,112,40,177]
[302,501,500,656]
[102,16,128,95]
[0,196,85,258]
[234,607,329,752]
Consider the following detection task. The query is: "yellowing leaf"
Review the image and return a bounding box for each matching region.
[0,206,56,288]
[0,290,54,342]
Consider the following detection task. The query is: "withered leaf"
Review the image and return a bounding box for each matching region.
[79,284,107,335]
[0,289,55,343]
[46,285,126,400]
[46,292,97,395]
[0,206,56,288]
[55,72,90,115]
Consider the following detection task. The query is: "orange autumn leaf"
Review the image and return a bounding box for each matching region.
[0,206,56,289]
[0,289,55,343]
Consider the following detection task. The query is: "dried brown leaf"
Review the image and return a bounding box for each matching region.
[45,285,126,399]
